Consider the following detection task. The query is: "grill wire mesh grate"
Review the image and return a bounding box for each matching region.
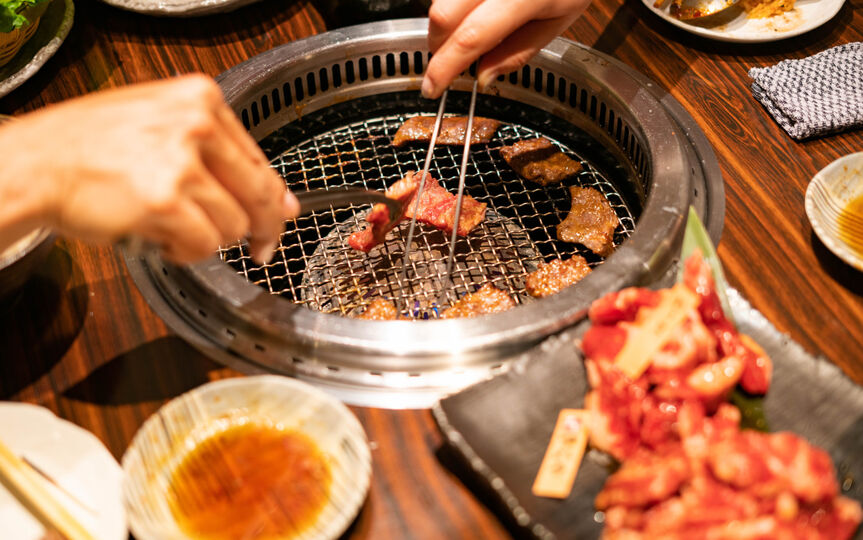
[217,113,636,318]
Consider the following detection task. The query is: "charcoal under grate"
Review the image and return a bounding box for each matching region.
[217,115,636,318]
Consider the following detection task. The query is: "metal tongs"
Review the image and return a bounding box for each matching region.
[121,187,403,259]
[398,80,480,313]
[294,187,403,226]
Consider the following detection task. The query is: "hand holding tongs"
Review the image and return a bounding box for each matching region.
[122,187,404,259]
[293,187,404,227]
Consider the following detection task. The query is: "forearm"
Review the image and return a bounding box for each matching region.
[0,117,59,253]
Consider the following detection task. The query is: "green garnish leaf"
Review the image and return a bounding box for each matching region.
[0,0,51,33]
[679,206,734,324]
[730,389,770,432]
[679,207,768,431]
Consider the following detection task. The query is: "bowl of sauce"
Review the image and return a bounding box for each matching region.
[806,152,863,272]
[122,376,371,540]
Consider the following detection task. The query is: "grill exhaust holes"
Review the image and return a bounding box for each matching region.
[237,48,648,188]
[306,72,317,96]
[294,77,305,101]
[319,67,329,92]
[283,82,293,106]
[261,95,270,120]
[251,103,260,126]
[272,89,281,113]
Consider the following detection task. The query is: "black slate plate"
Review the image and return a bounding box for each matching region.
[433,289,863,540]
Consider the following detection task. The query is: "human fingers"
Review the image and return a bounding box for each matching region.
[183,167,251,245]
[213,102,300,221]
[476,15,583,89]
[200,116,288,264]
[423,0,551,98]
[428,0,484,53]
[148,199,225,264]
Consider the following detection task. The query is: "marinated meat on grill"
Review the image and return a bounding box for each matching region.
[580,252,772,461]
[597,401,863,540]
[525,256,592,298]
[556,186,619,257]
[392,116,501,147]
[347,177,418,252]
[356,298,399,320]
[499,137,583,186]
[441,284,515,319]
[348,171,487,252]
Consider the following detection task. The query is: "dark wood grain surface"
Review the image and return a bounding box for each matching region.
[1,0,861,537]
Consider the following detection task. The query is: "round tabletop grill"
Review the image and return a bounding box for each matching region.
[126,19,724,408]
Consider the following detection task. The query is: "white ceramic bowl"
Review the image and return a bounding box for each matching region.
[805,152,863,272]
[121,376,372,540]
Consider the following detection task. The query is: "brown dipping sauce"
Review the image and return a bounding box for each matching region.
[838,193,863,258]
[169,423,331,540]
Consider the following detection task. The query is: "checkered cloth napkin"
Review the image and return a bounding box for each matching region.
[749,42,863,140]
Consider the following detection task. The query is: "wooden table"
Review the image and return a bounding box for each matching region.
[1,0,861,537]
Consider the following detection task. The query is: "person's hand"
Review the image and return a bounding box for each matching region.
[0,75,298,264]
[423,0,592,99]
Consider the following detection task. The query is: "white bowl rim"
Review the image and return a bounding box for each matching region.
[804,151,863,272]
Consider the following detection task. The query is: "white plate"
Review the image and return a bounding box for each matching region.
[643,0,844,42]
[122,375,372,540]
[97,0,258,17]
[0,403,127,540]
[0,0,74,99]
[805,152,863,272]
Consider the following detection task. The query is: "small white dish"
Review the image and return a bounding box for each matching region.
[122,375,372,540]
[0,403,126,540]
[805,152,863,272]
[643,0,844,43]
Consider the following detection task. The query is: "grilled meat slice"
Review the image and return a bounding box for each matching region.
[441,284,515,319]
[393,116,501,147]
[348,171,487,252]
[347,176,418,252]
[410,176,486,237]
[356,298,399,320]
[499,137,582,186]
[525,256,592,298]
[556,186,619,257]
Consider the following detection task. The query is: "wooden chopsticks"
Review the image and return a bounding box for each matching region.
[0,438,96,540]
